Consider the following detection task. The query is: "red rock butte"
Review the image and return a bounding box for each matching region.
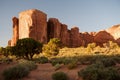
[9,9,120,47]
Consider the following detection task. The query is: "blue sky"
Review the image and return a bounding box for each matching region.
[0,0,120,47]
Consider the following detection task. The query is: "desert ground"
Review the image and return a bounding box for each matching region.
[0,62,86,80]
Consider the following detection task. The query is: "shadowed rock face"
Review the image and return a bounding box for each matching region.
[10,9,120,47]
[60,24,70,47]
[80,32,94,47]
[69,27,83,47]
[47,18,61,41]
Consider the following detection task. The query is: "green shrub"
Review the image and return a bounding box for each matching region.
[52,72,68,80]
[111,56,120,64]
[54,63,62,71]
[78,56,94,65]
[62,58,74,65]
[3,60,37,80]
[33,57,48,64]
[100,58,116,67]
[67,61,77,69]
[18,59,37,70]
[78,63,120,80]
[0,57,12,64]
[51,58,63,66]
[3,64,29,80]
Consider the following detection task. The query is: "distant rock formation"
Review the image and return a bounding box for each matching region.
[94,30,115,46]
[69,27,83,47]
[106,24,120,40]
[9,9,120,47]
[80,32,94,47]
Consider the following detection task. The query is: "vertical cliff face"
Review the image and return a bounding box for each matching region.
[19,9,47,43]
[69,27,83,47]
[47,19,83,47]
[60,24,70,47]
[47,18,61,41]
[47,18,71,47]
[80,32,94,47]
[11,17,19,46]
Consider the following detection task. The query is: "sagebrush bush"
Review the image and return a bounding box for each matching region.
[33,57,48,64]
[3,60,37,80]
[51,58,63,66]
[18,59,37,70]
[54,63,62,71]
[52,72,68,80]
[51,57,77,66]
[3,64,29,80]
[100,58,116,67]
[67,61,77,69]
[0,57,12,64]
[78,63,120,80]
[111,56,120,64]
[62,58,75,65]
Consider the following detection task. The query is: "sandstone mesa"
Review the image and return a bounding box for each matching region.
[9,9,120,47]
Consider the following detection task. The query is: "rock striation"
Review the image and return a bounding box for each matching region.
[9,9,120,47]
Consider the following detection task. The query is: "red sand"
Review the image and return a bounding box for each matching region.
[0,63,86,80]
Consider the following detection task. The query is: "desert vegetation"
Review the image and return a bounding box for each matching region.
[1,38,120,80]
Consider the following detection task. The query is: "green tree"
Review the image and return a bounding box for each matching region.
[12,38,42,59]
[42,38,62,57]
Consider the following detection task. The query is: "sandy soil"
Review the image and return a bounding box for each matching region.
[0,63,86,80]
[22,63,85,80]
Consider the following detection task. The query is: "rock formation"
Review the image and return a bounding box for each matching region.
[69,27,83,47]
[80,32,94,47]
[106,24,120,40]
[47,18,61,40]
[60,24,70,47]
[19,9,47,43]
[9,9,120,47]
[94,31,114,46]
[11,17,19,46]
